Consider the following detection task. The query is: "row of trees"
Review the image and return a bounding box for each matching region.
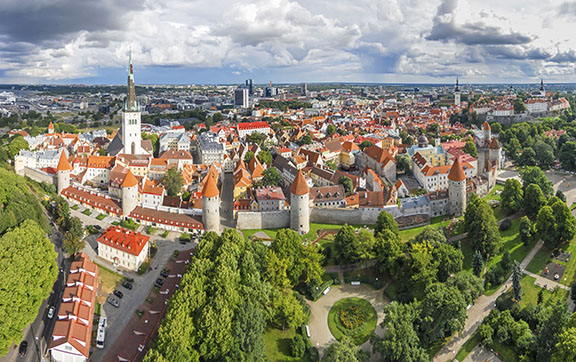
[145,229,324,361]
[0,168,58,356]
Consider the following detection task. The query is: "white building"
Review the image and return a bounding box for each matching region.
[525,99,548,113]
[96,226,150,271]
[197,132,224,164]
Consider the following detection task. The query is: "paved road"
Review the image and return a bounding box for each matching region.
[307,284,388,360]
[220,172,235,228]
[462,345,501,362]
[434,240,544,362]
[498,169,576,206]
[524,269,570,291]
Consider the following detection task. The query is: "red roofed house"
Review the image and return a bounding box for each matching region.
[96,226,150,271]
[237,121,270,137]
[49,253,98,362]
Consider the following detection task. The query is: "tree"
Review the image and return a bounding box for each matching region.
[333,224,360,264]
[433,243,463,282]
[411,227,446,246]
[0,220,58,355]
[466,198,501,257]
[523,183,546,219]
[552,327,576,362]
[395,154,412,174]
[536,205,557,249]
[520,166,554,197]
[8,135,28,158]
[261,167,282,187]
[473,250,484,277]
[257,150,273,165]
[506,137,521,160]
[66,216,84,240]
[556,190,567,203]
[270,290,306,330]
[512,261,522,302]
[374,230,404,276]
[535,301,570,361]
[299,135,312,145]
[162,167,183,196]
[534,142,555,170]
[338,176,354,194]
[374,211,398,236]
[478,323,494,346]
[322,337,369,362]
[463,139,478,157]
[500,179,523,214]
[447,272,484,306]
[290,334,306,358]
[518,147,537,166]
[359,140,373,150]
[514,98,526,113]
[356,229,376,260]
[551,200,576,246]
[501,250,513,271]
[559,141,576,171]
[372,302,428,362]
[519,216,534,246]
[419,283,467,346]
[490,122,502,134]
[326,124,336,136]
[63,233,86,256]
[244,151,255,162]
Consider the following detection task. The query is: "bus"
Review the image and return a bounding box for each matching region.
[96,316,107,349]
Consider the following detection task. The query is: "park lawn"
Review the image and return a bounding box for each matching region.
[516,276,568,308]
[327,297,377,345]
[242,228,280,241]
[484,184,504,202]
[525,247,550,274]
[242,223,366,242]
[456,331,480,361]
[492,341,519,362]
[263,327,312,362]
[96,213,106,220]
[461,238,474,271]
[559,237,576,286]
[317,236,337,266]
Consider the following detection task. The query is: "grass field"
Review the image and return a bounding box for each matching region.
[524,236,576,287]
[263,327,312,362]
[525,247,550,274]
[492,341,519,362]
[242,222,369,242]
[327,297,377,345]
[398,216,452,242]
[95,262,123,305]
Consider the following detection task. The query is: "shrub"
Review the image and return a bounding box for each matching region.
[290,334,306,358]
[339,306,367,329]
[146,226,156,235]
[96,214,106,220]
[499,218,512,231]
[82,208,92,216]
[485,265,505,288]
[161,230,169,238]
[179,233,191,242]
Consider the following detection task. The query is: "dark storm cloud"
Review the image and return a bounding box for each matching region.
[0,0,142,45]
[426,0,533,45]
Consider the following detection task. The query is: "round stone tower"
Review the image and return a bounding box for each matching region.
[201,174,220,234]
[488,138,501,169]
[290,170,310,235]
[56,150,72,195]
[121,169,139,217]
[448,157,467,217]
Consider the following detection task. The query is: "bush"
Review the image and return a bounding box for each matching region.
[290,334,306,358]
[499,218,512,231]
[485,265,505,288]
[146,226,156,235]
[71,204,79,210]
[179,233,191,243]
[96,214,106,220]
[137,261,150,275]
[339,306,367,329]
[161,230,169,238]
[81,208,92,216]
[120,219,139,231]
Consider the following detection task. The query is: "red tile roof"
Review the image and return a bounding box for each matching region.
[96,226,149,256]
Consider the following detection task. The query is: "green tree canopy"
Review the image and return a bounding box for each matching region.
[261,167,282,187]
[465,197,501,257]
[520,166,553,197]
[375,211,399,236]
[338,176,354,194]
[523,183,547,219]
[0,220,58,355]
[162,167,183,197]
[322,337,369,362]
[500,179,524,214]
[8,135,29,158]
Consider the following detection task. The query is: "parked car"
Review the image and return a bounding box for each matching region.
[160,269,169,278]
[113,290,123,299]
[47,306,55,319]
[155,278,164,287]
[18,341,28,357]
[121,281,133,290]
[93,225,102,230]
[107,297,120,308]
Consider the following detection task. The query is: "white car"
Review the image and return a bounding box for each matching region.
[47,306,55,319]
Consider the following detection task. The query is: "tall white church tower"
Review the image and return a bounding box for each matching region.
[121,51,144,155]
[454,77,461,107]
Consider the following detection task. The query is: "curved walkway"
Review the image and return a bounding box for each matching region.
[307,284,389,359]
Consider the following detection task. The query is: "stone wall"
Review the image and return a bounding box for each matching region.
[21,167,56,185]
[236,210,291,229]
[310,205,400,225]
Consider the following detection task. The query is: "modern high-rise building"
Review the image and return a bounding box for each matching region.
[234,87,249,108]
[264,83,277,97]
[301,83,307,96]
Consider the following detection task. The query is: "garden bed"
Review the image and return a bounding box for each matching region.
[327,297,377,345]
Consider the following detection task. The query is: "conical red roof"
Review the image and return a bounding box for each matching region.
[201,174,219,197]
[489,138,500,149]
[290,170,309,195]
[448,157,466,181]
[482,121,491,130]
[57,150,72,171]
[122,169,138,188]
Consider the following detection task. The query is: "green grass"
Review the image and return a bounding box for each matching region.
[456,331,480,361]
[71,204,79,210]
[483,184,507,220]
[96,213,106,220]
[559,237,576,286]
[492,340,519,362]
[242,223,368,242]
[263,327,312,362]
[461,238,474,271]
[525,247,550,274]
[82,208,92,216]
[327,297,377,345]
[398,217,452,242]
[161,230,169,238]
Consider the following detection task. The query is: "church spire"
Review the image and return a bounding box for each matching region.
[540,78,544,91]
[124,48,139,112]
[455,77,460,92]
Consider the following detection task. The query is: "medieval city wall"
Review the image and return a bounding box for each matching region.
[236,210,291,229]
[310,205,400,225]
[21,167,56,185]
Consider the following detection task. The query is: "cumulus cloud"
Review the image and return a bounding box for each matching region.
[0,0,575,83]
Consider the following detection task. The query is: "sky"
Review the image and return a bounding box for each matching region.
[0,0,576,85]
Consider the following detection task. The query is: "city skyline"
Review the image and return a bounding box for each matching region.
[1,0,576,84]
